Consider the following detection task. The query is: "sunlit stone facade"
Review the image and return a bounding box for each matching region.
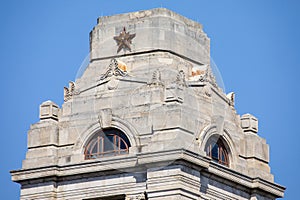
[11,8,285,200]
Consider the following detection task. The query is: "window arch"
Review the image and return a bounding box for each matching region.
[84,128,131,159]
[205,137,229,167]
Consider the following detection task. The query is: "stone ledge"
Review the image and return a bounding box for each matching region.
[11,149,284,198]
[207,162,285,198]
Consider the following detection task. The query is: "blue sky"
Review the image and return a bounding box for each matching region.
[1,0,299,199]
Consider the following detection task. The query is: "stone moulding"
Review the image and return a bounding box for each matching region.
[90,49,205,66]
[10,148,285,198]
[78,75,149,96]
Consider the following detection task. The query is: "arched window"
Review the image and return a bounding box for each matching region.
[84,128,131,159]
[205,137,229,166]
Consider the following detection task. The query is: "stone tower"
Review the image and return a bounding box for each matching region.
[11,8,285,200]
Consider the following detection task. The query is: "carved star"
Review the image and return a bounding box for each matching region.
[113,27,136,53]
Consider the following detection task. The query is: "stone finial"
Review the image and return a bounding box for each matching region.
[39,100,59,121]
[150,69,163,86]
[241,113,258,134]
[176,70,187,88]
[64,81,75,102]
[199,66,218,89]
[226,92,235,106]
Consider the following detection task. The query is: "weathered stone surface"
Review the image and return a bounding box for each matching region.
[90,8,209,65]
[11,8,285,200]
[241,113,258,133]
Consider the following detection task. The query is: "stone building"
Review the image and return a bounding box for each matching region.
[11,8,285,200]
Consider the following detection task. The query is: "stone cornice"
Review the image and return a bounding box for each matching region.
[90,49,205,67]
[11,149,284,198]
[206,162,285,198]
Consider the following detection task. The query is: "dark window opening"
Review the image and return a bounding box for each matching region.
[85,128,131,159]
[205,137,229,167]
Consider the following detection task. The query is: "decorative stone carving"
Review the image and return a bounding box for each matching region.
[226,92,235,106]
[190,65,206,81]
[113,27,136,53]
[241,113,258,134]
[39,100,59,121]
[64,81,76,102]
[175,70,187,88]
[164,70,187,103]
[149,69,163,86]
[198,69,207,82]
[100,58,128,81]
[117,59,128,72]
[203,84,212,97]
[199,66,218,88]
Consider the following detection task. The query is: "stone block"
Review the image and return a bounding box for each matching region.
[40,100,59,121]
[242,133,270,163]
[99,108,112,128]
[241,113,258,133]
[28,122,58,148]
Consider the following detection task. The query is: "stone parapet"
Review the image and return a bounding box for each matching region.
[90,8,210,65]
